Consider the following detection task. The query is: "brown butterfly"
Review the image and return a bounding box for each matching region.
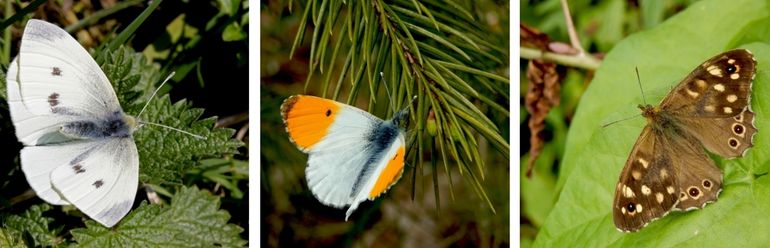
[613,49,757,232]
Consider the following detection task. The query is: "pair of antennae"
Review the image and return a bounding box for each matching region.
[136,72,206,140]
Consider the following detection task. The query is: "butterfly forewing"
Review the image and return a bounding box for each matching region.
[660,49,755,118]
[614,127,679,232]
[14,20,121,118]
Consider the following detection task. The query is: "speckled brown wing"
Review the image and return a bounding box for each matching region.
[613,127,679,232]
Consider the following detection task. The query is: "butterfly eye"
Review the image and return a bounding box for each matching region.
[626,202,636,213]
[726,64,737,74]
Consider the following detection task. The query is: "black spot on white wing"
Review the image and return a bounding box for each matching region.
[51,67,62,76]
[93,179,104,188]
[72,164,85,174]
[48,93,59,107]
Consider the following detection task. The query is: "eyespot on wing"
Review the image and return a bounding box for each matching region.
[280,95,341,150]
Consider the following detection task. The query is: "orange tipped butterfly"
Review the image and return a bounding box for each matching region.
[280,95,412,220]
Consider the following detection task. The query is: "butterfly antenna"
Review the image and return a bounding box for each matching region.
[138,71,175,118]
[136,71,207,140]
[601,114,641,128]
[635,67,647,106]
[379,72,397,114]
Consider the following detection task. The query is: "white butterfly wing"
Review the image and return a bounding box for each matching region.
[303,104,406,220]
[50,138,138,227]
[10,19,120,121]
[304,105,381,206]
[18,141,101,205]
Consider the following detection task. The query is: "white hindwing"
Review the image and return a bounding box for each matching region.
[304,104,379,206]
[50,138,138,227]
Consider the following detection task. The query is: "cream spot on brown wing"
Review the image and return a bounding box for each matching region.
[726,94,738,103]
[731,73,740,80]
[667,186,676,194]
[636,204,643,214]
[680,192,688,201]
[695,79,707,88]
[723,107,733,114]
[623,185,636,198]
[632,171,642,180]
[638,158,649,169]
[656,192,664,203]
[707,65,723,77]
[621,206,627,214]
[713,83,726,92]
[729,138,740,149]
[704,105,716,112]
[685,88,699,98]
[641,185,651,195]
[660,169,668,179]
[728,59,736,64]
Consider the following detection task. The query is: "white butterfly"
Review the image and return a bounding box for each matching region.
[6,19,140,227]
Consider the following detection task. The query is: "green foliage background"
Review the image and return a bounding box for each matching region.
[0,0,248,246]
[523,0,770,246]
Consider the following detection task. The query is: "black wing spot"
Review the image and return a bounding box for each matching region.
[93,180,104,188]
[626,202,636,213]
[325,109,332,117]
[51,67,62,76]
[726,64,737,74]
[72,164,85,174]
[48,93,60,107]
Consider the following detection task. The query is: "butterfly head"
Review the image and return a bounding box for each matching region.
[390,96,417,128]
[124,115,140,133]
[637,104,660,119]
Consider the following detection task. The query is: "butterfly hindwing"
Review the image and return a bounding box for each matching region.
[49,138,138,227]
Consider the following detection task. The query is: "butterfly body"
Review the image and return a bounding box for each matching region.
[613,49,757,232]
[281,95,409,220]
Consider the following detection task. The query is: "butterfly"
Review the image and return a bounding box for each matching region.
[280,95,411,220]
[7,19,140,227]
[613,49,757,232]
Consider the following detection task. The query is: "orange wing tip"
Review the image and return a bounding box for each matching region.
[368,146,406,199]
[280,95,340,151]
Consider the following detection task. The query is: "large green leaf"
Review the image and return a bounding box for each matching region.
[71,187,245,247]
[536,0,770,246]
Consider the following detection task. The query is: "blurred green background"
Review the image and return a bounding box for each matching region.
[520,0,701,246]
[262,1,509,247]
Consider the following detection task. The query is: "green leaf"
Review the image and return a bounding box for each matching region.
[71,187,246,247]
[100,46,243,186]
[537,0,770,246]
[0,227,26,248]
[2,204,61,247]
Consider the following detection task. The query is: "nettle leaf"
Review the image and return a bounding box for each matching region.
[2,204,61,247]
[71,187,245,247]
[100,46,243,185]
[536,0,770,246]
